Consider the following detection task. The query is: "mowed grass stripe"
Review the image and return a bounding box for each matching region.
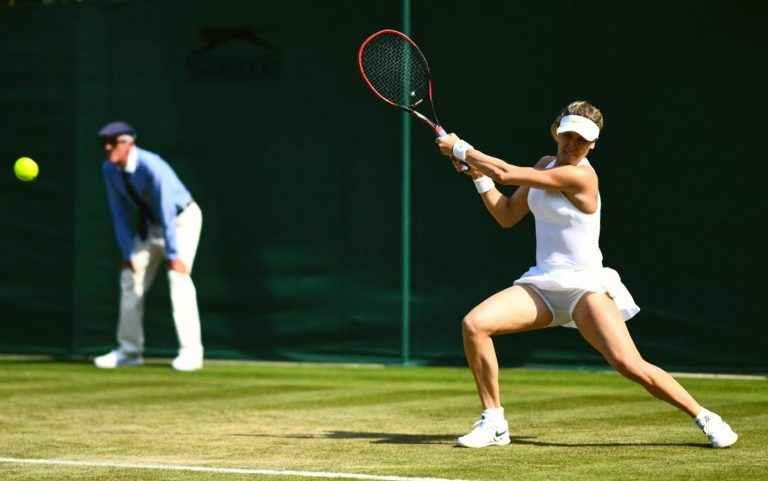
[0,457,469,481]
[0,360,765,481]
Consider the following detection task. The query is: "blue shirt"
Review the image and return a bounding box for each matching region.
[102,147,193,261]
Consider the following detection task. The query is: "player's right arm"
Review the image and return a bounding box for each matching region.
[460,156,552,229]
[476,175,529,229]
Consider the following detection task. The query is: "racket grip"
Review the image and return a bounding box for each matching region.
[435,126,469,172]
[435,125,469,172]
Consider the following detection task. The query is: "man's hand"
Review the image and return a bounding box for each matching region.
[121,260,134,272]
[167,259,189,274]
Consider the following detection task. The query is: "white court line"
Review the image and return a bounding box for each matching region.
[667,372,766,380]
[0,457,469,481]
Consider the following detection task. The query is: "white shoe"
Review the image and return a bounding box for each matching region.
[93,350,143,369]
[696,409,738,448]
[457,414,511,448]
[171,349,203,372]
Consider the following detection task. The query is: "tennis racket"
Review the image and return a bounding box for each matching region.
[358,29,467,169]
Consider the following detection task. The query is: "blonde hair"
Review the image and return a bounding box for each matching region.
[550,100,604,139]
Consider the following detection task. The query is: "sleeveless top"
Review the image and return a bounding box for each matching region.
[514,157,640,326]
[528,158,603,271]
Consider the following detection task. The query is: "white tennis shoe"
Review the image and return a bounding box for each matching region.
[695,409,738,448]
[93,349,143,369]
[171,348,203,372]
[457,414,511,448]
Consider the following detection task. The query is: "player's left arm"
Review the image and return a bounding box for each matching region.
[465,150,593,193]
[437,134,592,194]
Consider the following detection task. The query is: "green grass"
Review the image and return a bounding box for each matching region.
[0,359,766,481]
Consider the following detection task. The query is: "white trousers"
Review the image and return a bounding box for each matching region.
[116,202,203,356]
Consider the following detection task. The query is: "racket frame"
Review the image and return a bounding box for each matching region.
[357,29,447,137]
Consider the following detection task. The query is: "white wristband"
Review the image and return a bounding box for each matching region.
[473,176,494,194]
[452,140,473,162]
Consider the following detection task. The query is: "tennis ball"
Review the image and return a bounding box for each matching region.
[14,157,39,182]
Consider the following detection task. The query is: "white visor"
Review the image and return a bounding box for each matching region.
[556,115,600,141]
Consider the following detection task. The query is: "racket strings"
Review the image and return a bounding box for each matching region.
[360,34,429,108]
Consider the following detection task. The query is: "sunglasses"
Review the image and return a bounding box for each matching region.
[100,137,132,148]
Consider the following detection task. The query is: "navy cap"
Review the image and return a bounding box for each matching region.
[97,121,137,139]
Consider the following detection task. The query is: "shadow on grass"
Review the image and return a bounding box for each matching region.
[327,431,461,444]
[232,431,535,445]
[232,431,458,444]
[233,431,710,448]
[508,438,710,448]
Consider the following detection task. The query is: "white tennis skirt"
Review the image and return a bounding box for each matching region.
[513,266,641,328]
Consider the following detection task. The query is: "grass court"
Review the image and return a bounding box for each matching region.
[1,358,766,481]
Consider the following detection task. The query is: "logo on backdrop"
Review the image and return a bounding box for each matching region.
[186,27,282,82]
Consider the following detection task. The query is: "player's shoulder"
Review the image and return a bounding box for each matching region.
[534,155,556,169]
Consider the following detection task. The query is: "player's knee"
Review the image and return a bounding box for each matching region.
[462,313,488,338]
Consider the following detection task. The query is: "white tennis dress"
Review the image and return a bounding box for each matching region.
[514,158,640,328]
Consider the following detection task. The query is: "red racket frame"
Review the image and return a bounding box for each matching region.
[357,29,447,137]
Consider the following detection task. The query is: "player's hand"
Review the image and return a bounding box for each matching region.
[121,260,134,272]
[452,159,482,178]
[167,259,189,274]
[436,133,460,157]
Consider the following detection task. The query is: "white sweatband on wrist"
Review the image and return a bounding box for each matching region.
[452,140,473,162]
[473,176,494,194]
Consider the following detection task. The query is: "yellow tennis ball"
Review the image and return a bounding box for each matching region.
[14,157,39,182]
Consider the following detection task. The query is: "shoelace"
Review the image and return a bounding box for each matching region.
[697,414,713,434]
[469,415,507,435]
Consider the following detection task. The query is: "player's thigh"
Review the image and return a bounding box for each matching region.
[572,292,642,364]
[464,285,553,336]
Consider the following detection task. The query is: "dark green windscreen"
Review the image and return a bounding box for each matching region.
[0,1,765,373]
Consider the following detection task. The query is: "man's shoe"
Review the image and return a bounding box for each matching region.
[93,350,143,369]
[696,410,738,448]
[171,349,203,372]
[457,414,511,448]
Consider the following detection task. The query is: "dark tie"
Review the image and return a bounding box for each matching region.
[121,170,156,240]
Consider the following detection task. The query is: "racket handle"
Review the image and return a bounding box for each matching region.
[435,125,469,172]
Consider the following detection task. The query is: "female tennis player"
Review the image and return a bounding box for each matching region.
[436,100,738,449]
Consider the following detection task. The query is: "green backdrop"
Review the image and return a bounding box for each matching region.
[1,0,766,373]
